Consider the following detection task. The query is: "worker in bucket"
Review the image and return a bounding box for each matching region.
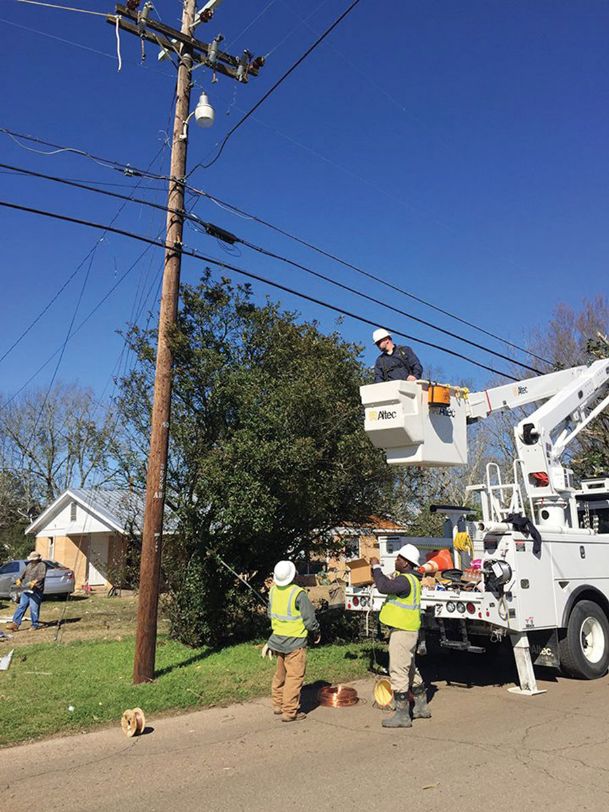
[372,328,422,383]
[369,544,431,728]
[6,551,47,632]
[263,560,320,722]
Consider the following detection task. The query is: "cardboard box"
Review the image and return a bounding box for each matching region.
[346,558,374,587]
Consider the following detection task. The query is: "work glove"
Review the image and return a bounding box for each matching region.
[261,643,274,660]
[28,581,37,589]
[15,579,22,587]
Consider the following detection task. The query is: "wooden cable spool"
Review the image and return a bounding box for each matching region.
[318,684,359,708]
[121,707,146,737]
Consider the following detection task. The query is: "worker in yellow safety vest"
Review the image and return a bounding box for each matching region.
[263,560,320,722]
[370,543,431,728]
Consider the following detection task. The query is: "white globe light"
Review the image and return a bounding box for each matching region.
[194,92,214,128]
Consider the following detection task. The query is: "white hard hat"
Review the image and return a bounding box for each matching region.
[397,544,420,566]
[372,328,391,345]
[273,560,296,587]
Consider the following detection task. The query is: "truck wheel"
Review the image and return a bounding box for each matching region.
[559,600,609,679]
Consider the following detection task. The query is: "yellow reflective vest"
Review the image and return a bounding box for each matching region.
[269,584,307,638]
[379,573,421,632]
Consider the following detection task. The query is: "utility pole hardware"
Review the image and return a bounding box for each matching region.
[107,2,264,684]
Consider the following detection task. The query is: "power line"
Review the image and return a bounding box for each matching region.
[0,243,96,367]
[0,198,519,381]
[1,160,541,373]
[0,145,167,367]
[187,0,364,173]
[0,127,555,366]
[0,127,170,180]
[18,234,96,465]
[13,0,109,16]
[235,235,540,374]
[196,188,553,367]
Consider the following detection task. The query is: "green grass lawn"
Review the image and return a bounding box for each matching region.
[0,637,374,747]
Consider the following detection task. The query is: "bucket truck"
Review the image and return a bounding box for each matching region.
[346,359,609,694]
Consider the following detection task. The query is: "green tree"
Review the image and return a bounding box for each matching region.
[118,273,393,646]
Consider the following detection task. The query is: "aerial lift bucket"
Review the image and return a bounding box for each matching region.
[360,380,468,467]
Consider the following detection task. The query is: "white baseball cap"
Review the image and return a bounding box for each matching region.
[372,328,391,345]
[397,544,420,566]
[273,560,296,587]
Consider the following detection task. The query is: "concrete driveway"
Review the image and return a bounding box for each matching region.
[2,651,609,811]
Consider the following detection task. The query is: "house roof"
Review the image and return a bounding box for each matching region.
[327,515,408,536]
[26,488,178,536]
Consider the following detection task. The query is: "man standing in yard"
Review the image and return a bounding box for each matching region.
[265,560,320,722]
[6,551,47,632]
[369,544,431,728]
[372,328,423,383]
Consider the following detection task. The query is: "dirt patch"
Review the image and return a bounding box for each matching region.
[0,593,169,648]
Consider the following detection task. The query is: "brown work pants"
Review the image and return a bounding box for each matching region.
[388,629,424,694]
[271,646,307,719]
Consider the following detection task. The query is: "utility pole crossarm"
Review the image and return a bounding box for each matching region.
[108,5,264,81]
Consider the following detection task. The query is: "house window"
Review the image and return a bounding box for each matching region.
[70,502,77,522]
[48,537,55,561]
[343,536,360,560]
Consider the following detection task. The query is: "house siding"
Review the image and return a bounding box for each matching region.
[35,534,89,587]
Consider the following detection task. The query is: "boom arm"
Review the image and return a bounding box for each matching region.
[469,359,609,506]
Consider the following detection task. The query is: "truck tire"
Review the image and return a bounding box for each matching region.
[559,600,609,679]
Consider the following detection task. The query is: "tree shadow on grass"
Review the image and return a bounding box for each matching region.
[154,647,217,678]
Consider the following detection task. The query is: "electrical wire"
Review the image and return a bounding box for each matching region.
[0,198,519,381]
[18,240,96,465]
[0,243,96,367]
[0,127,553,366]
[14,0,109,16]
[263,0,332,59]
[195,188,552,367]
[0,16,116,60]
[187,0,363,173]
[1,161,541,374]
[0,127,170,179]
[318,684,359,707]
[0,146,167,368]
[236,235,540,374]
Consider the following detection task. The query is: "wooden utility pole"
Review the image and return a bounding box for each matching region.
[107,2,264,683]
[132,0,195,685]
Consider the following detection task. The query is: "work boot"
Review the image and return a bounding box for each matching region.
[282,712,306,722]
[5,623,19,632]
[381,691,411,728]
[272,706,282,716]
[411,685,432,719]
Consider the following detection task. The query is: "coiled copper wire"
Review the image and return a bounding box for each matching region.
[318,684,359,708]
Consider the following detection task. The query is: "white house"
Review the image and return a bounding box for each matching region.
[26,489,175,590]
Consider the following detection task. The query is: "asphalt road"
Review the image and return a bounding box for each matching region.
[2,654,609,811]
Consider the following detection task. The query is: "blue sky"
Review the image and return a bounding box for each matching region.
[1,0,608,403]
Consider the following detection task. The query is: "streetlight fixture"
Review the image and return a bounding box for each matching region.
[179,91,215,140]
